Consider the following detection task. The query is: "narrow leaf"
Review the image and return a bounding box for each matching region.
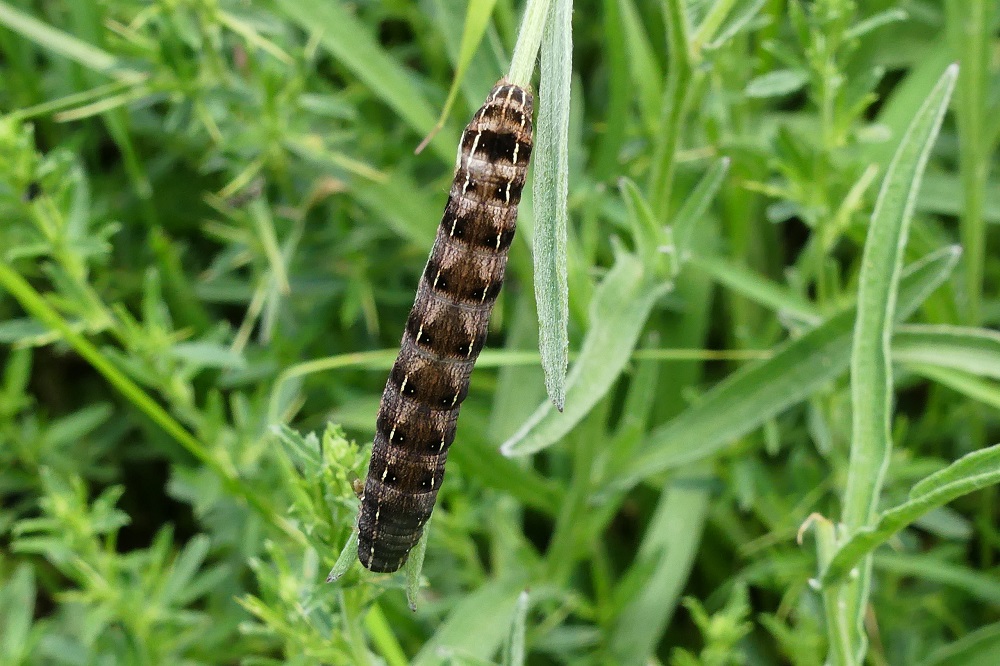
[610,467,711,664]
[532,0,572,409]
[672,158,731,259]
[502,253,667,456]
[275,0,453,163]
[617,246,960,487]
[894,324,1000,379]
[417,0,499,154]
[823,442,1000,584]
[501,590,530,666]
[839,64,956,661]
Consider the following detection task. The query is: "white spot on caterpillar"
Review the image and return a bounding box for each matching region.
[466,339,474,357]
[438,437,446,451]
[430,475,436,489]
[512,141,520,165]
[381,466,389,481]
[389,426,397,441]
[451,392,459,407]
[416,323,425,342]
[495,233,502,250]
[375,507,380,521]
[504,181,511,204]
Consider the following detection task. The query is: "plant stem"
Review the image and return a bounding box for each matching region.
[507,0,551,86]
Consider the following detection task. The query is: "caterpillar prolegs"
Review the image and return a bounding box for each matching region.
[357,80,535,572]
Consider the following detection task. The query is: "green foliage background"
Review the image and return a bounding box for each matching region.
[0,0,998,664]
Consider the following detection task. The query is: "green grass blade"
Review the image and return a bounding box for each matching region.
[501,590,530,666]
[875,552,1000,607]
[531,0,571,410]
[508,0,550,86]
[823,442,1000,584]
[412,573,529,665]
[843,61,958,534]
[417,0,499,154]
[648,0,693,219]
[502,253,667,456]
[591,0,630,179]
[919,621,1000,666]
[893,325,1000,379]
[616,0,662,133]
[0,263,302,545]
[325,530,359,583]
[672,158,730,259]
[946,0,997,323]
[405,515,430,611]
[687,252,820,323]
[0,1,127,76]
[610,466,711,664]
[616,246,960,487]
[905,364,1000,410]
[839,64,957,663]
[275,0,453,163]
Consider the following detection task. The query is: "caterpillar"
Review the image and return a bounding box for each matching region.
[357,80,534,573]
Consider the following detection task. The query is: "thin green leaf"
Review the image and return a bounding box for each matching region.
[823,442,1000,584]
[617,246,960,487]
[170,342,248,370]
[275,0,453,163]
[875,552,1000,607]
[412,574,529,665]
[501,590,530,666]
[508,0,551,86]
[531,0,571,409]
[417,0,499,154]
[325,530,358,583]
[745,69,809,98]
[687,252,820,323]
[844,8,907,40]
[618,177,667,273]
[839,63,956,663]
[920,621,1000,666]
[844,61,958,529]
[0,1,135,77]
[610,467,711,664]
[502,253,667,456]
[616,0,663,132]
[405,515,431,611]
[672,158,731,260]
[907,364,1000,411]
[0,564,36,663]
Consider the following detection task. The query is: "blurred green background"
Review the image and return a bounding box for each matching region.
[0,0,998,664]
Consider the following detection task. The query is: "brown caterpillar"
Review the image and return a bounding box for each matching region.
[357,80,534,573]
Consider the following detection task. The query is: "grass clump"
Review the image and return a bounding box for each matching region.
[1,0,999,664]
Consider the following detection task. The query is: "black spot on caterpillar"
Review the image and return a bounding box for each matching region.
[357,80,534,573]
